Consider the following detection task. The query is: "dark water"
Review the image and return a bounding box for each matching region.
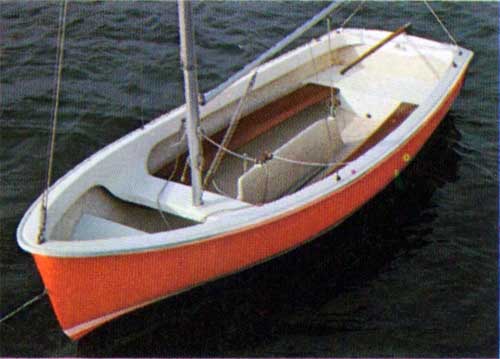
[0,1,498,357]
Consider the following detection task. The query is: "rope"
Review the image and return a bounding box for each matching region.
[423,0,458,47]
[242,153,249,173]
[201,132,257,164]
[326,17,336,118]
[262,162,270,203]
[211,178,230,197]
[339,0,366,29]
[156,122,187,229]
[308,42,320,84]
[156,179,173,230]
[202,131,353,168]
[139,7,145,128]
[272,154,351,168]
[38,0,69,244]
[181,155,190,183]
[203,70,258,188]
[324,115,337,159]
[0,289,47,324]
[156,155,181,230]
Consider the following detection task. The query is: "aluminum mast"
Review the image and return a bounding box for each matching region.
[178,0,203,206]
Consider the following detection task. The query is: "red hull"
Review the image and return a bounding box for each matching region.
[33,74,465,340]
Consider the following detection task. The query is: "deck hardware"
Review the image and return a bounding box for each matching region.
[257,152,273,164]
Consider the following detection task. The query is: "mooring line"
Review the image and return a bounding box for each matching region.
[39,0,69,244]
[0,289,47,324]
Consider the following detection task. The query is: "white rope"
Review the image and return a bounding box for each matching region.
[156,180,172,230]
[39,0,69,244]
[423,0,458,47]
[308,42,320,84]
[211,178,230,197]
[202,131,353,168]
[272,154,351,168]
[201,132,257,163]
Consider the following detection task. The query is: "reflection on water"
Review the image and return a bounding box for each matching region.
[77,116,462,357]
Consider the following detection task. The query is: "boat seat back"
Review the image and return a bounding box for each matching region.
[237,116,343,204]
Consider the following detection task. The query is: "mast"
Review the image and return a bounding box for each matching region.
[178,0,203,206]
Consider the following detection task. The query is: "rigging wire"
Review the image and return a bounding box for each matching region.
[139,6,146,128]
[326,16,336,118]
[422,0,459,47]
[203,70,258,188]
[339,0,366,30]
[38,0,69,244]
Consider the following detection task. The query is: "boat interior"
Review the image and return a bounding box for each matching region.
[46,34,455,243]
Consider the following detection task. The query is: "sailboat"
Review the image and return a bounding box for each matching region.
[17,1,473,340]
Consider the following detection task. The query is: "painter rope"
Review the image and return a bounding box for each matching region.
[0,289,47,324]
[423,0,459,47]
[39,0,69,244]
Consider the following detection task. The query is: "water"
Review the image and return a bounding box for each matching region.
[0,1,498,356]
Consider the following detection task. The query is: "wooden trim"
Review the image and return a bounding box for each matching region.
[156,84,336,181]
[324,102,418,177]
[340,23,411,75]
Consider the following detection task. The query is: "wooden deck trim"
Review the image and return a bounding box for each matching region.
[340,23,411,75]
[226,84,335,150]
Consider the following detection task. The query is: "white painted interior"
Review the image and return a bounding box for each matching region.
[237,115,344,204]
[17,28,473,257]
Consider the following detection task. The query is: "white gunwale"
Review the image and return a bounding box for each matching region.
[17,28,473,258]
